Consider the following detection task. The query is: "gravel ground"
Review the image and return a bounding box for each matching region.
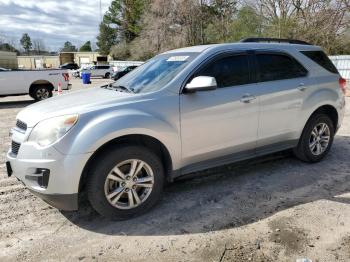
[0,79,350,262]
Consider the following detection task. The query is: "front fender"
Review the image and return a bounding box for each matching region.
[54,109,181,169]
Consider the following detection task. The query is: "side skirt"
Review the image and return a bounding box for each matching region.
[171,139,298,180]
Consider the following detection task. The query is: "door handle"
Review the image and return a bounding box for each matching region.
[240,94,256,103]
[297,83,306,91]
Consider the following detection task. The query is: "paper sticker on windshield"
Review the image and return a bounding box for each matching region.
[167,56,189,62]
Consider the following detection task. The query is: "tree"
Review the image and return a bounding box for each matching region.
[97,23,118,55]
[252,0,350,53]
[61,41,77,52]
[79,41,92,52]
[98,0,350,59]
[204,0,238,42]
[103,0,146,43]
[96,0,147,55]
[20,33,32,54]
[110,42,130,59]
[32,39,46,55]
[131,0,202,57]
[0,43,19,53]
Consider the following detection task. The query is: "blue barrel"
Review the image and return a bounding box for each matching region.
[81,72,91,84]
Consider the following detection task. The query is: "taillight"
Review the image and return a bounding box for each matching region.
[62,73,69,82]
[339,77,347,94]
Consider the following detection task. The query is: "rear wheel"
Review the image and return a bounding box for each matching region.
[86,145,164,220]
[105,72,111,79]
[31,86,53,101]
[293,114,334,162]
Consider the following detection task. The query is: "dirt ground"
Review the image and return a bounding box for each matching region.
[0,79,350,262]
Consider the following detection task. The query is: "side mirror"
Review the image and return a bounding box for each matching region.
[185,76,217,92]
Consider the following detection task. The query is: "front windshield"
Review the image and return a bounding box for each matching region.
[112,52,198,93]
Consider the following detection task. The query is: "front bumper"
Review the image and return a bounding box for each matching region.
[29,189,78,211]
[6,141,92,211]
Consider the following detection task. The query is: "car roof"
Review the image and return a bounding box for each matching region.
[164,42,322,54]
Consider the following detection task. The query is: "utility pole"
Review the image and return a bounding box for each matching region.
[99,0,103,23]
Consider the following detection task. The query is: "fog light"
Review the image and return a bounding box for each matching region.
[25,168,50,188]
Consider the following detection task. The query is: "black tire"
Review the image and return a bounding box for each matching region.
[31,86,53,101]
[105,72,111,79]
[293,114,335,162]
[86,145,164,220]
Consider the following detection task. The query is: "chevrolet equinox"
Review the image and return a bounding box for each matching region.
[6,38,347,220]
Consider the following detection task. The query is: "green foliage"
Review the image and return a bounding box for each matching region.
[0,43,19,54]
[20,33,32,54]
[97,23,118,55]
[204,5,262,43]
[79,41,92,52]
[61,41,77,52]
[97,0,146,56]
[99,0,350,60]
[229,6,263,41]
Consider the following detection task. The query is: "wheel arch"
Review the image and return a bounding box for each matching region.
[308,104,338,130]
[78,134,173,193]
[29,80,55,94]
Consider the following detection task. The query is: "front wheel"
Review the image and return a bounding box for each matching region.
[105,72,111,79]
[293,114,335,162]
[86,145,164,220]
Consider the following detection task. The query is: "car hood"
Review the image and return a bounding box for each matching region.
[17,87,137,127]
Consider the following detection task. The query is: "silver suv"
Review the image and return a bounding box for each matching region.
[6,38,346,220]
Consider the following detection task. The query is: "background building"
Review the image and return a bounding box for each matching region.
[17,55,59,69]
[16,52,110,69]
[0,51,18,69]
[59,52,109,68]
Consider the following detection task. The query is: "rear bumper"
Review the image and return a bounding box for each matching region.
[28,189,78,211]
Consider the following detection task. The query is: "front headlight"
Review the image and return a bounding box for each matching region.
[28,114,79,147]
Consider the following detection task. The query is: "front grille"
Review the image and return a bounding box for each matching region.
[16,119,27,131]
[11,141,21,155]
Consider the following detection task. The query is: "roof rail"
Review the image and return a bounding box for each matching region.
[240,37,311,45]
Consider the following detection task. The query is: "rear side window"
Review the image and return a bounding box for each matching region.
[256,53,308,82]
[301,51,338,74]
[197,55,251,88]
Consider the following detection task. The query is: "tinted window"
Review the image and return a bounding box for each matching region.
[301,51,338,74]
[256,54,308,82]
[197,55,250,88]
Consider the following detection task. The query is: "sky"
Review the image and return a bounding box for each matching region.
[0,0,112,51]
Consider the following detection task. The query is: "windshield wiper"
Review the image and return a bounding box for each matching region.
[103,84,134,93]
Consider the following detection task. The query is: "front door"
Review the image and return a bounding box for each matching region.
[180,53,260,170]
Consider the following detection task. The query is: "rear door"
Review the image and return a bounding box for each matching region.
[180,52,260,169]
[253,51,310,152]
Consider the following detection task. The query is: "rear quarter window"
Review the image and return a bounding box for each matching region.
[301,51,338,74]
[256,53,308,82]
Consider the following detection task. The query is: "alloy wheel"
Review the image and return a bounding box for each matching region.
[104,159,154,210]
[36,88,50,100]
[309,123,330,156]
